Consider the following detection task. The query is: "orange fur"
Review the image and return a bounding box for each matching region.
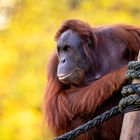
[44,20,140,140]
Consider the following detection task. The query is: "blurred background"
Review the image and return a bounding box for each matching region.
[0,0,140,140]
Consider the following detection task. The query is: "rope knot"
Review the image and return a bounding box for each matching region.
[119,61,140,113]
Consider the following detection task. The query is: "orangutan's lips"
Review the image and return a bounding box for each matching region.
[58,72,73,80]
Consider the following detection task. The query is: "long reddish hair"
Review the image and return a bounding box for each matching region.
[44,20,140,138]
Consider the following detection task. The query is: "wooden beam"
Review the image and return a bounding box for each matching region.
[120,51,140,140]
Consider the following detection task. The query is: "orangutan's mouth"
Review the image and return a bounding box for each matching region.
[58,72,73,81]
[57,68,85,85]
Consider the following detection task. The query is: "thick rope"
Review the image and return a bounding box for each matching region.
[54,61,140,140]
[54,106,120,140]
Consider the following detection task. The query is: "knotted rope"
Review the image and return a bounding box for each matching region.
[54,61,140,140]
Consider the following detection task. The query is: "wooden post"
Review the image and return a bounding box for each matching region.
[120,51,140,140]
